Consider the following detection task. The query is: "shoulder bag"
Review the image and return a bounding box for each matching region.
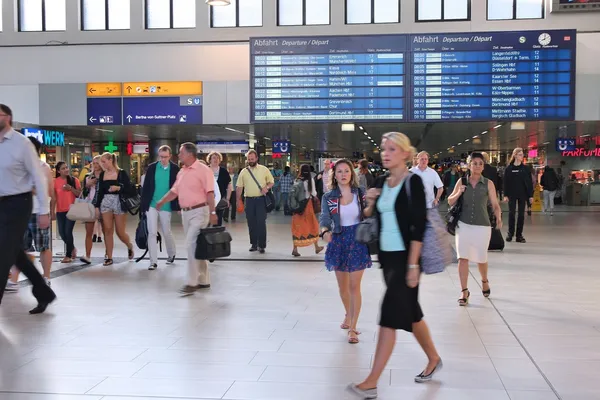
[66,193,96,222]
[445,177,467,236]
[118,170,141,215]
[355,181,387,255]
[405,174,453,275]
[246,167,276,213]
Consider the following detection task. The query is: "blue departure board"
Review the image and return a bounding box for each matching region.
[250,30,576,123]
[251,36,408,122]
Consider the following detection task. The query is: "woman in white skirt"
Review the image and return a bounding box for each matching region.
[448,152,502,306]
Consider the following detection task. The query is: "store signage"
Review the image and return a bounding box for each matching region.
[196,141,249,154]
[104,141,119,152]
[561,148,600,157]
[133,143,149,154]
[22,128,65,147]
[272,140,291,154]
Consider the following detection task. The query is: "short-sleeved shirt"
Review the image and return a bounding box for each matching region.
[410,166,443,209]
[237,164,275,198]
[171,160,215,208]
[54,176,81,213]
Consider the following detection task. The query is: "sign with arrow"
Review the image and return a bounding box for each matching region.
[87,98,122,126]
[86,83,122,97]
[122,97,202,125]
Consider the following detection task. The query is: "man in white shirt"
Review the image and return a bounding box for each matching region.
[410,151,444,209]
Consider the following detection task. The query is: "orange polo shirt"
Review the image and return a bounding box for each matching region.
[171,160,215,208]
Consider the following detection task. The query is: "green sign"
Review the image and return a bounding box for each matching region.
[104,141,118,152]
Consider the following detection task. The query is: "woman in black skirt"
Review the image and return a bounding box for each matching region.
[348,132,442,399]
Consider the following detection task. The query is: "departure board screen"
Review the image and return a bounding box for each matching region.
[250,30,576,123]
[250,36,408,122]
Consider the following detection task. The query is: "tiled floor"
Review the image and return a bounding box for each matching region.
[1,210,599,400]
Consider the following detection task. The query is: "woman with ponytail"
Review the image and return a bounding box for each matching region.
[288,164,323,257]
[93,152,136,266]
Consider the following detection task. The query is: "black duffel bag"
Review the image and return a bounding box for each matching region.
[195,226,232,260]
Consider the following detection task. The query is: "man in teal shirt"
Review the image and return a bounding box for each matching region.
[140,145,180,270]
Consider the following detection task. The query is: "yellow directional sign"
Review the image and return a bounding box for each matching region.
[87,83,122,97]
[122,81,203,96]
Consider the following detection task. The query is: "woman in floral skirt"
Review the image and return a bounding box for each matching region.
[320,159,372,344]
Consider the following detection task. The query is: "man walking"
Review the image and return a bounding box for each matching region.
[6,137,55,292]
[410,151,444,209]
[0,104,56,314]
[236,150,274,254]
[156,143,217,295]
[140,145,179,271]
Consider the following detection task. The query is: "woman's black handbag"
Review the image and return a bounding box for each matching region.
[120,193,141,215]
[195,226,232,260]
[355,217,380,255]
[445,177,467,236]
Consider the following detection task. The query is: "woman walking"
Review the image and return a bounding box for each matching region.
[349,132,441,399]
[540,166,559,216]
[93,152,136,266]
[80,155,103,264]
[54,161,81,263]
[320,160,371,344]
[503,148,533,243]
[289,165,323,257]
[448,152,502,306]
[208,151,232,226]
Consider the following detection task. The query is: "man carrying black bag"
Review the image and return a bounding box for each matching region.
[156,143,217,296]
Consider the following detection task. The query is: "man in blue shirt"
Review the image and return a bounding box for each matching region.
[140,145,180,270]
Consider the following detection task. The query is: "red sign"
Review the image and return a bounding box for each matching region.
[126,143,133,156]
[562,148,600,157]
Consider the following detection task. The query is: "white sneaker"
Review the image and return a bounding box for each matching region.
[5,281,19,293]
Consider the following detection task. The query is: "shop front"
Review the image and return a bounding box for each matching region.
[21,127,66,169]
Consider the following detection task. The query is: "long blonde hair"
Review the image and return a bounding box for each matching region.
[509,147,524,165]
[101,152,119,170]
[382,132,416,164]
[329,159,359,190]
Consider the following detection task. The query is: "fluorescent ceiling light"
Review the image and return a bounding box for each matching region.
[481,130,488,135]
[472,135,478,139]
[493,124,503,129]
[95,128,113,133]
[341,123,355,132]
[363,132,368,136]
[458,142,462,145]
[206,0,231,5]
[465,139,470,142]
[580,134,591,137]
[263,137,271,140]
[358,126,364,130]
[543,142,550,145]
[367,136,371,139]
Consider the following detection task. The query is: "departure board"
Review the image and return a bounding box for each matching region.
[250,36,408,122]
[250,29,576,123]
[410,30,576,122]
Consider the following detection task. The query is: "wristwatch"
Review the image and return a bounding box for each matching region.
[408,264,420,270]
[210,211,216,215]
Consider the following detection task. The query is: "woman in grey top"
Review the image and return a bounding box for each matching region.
[448,153,502,306]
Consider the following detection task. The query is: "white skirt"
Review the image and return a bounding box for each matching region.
[455,222,492,264]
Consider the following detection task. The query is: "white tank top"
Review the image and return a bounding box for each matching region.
[32,161,50,215]
[340,194,360,227]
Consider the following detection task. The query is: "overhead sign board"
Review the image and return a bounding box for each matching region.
[123,97,202,125]
[250,29,576,123]
[87,98,123,125]
[196,141,249,154]
[122,81,203,96]
[86,82,122,97]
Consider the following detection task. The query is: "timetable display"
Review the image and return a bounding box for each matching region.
[410,30,576,122]
[251,36,408,122]
[250,30,576,123]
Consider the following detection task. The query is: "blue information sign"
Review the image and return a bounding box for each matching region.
[272,140,291,154]
[250,29,576,123]
[87,98,123,125]
[122,97,202,125]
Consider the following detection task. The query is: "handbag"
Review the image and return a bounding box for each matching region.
[445,177,467,236]
[405,174,453,275]
[134,212,162,263]
[246,167,275,213]
[195,226,233,260]
[120,193,141,215]
[66,197,96,222]
[355,184,384,255]
[312,195,321,213]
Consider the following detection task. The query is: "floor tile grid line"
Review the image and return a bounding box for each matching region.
[468,270,562,400]
[129,361,152,379]
[84,377,109,396]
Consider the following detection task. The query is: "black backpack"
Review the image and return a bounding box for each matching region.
[134,212,162,263]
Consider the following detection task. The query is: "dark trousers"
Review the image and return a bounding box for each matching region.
[0,193,55,304]
[56,211,76,257]
[228,192,237,220]
[245,197,267,249]
[508,197,527,237]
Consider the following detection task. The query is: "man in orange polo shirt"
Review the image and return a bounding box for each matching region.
[156,142,217,295]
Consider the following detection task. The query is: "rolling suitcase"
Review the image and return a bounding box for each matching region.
[488,228,505,251]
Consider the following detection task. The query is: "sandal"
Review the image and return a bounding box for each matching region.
[103,258,114,266]
[340,315,350,330]
[315,246,324,254]
[61,257,72,264]
[127,244,134,260]
[482,280,491,298]
[458,288,470,306]
[348,329,360,344]
[292,251,301,257]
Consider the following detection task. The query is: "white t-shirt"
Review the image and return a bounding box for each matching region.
[409,166,443,209]
[32,161,51,215]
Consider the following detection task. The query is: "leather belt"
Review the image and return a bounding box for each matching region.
[181,202,207,212]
